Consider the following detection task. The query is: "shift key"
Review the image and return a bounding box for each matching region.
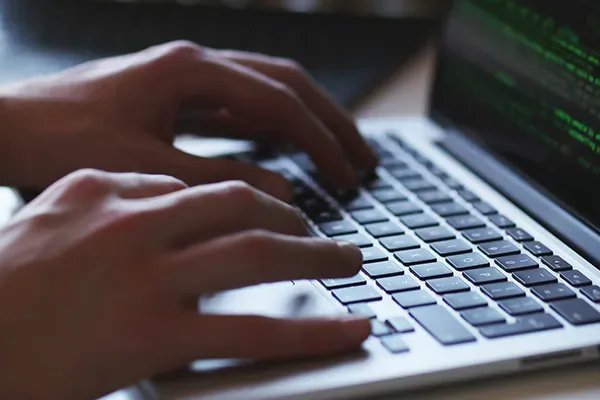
[410,305,476,345]
[333,285,382,305]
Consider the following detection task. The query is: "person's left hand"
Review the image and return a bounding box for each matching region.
[0,41,377,200]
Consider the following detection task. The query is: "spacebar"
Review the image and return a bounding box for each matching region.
[410,305,477,345]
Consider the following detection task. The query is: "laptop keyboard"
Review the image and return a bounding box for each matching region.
[245,133,600,354]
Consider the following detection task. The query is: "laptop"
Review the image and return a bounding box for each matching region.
[151,0,600,398]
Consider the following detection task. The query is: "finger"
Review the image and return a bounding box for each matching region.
[110,172,188,199]
[166,231,363,295]
[151,181,308,248]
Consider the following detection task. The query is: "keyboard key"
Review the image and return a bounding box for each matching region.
[351,209,388,225]
[447,215,486,231]
[361,248,388,263]
[387,317,415,333]
[431,239,472,257]
[336,233,372,248]
[318,221,358,237]
[371,320,392,337]
[447,253,489,271]
[400,214,439,229]
[507,228,534,242]
[513,269,557,287]
[348,303,376,319]
[393,290,437,309]
[381,334,410,354]
[481,282,525,300]
[462,308,505,327]
[458,189,480,203]
[380,235,420,252]
[377,275,420,293]
[431,203,469,217]
[550,299,600,326]
[340,194,374,211]
[480,314,562,338]
[415,226,455,243]
[365,222,404,238]
[495,254,538,272]
[531,283,576,302]
[363,260,404,278]
[444,292,487,310]
[382,159,407,169]
[442,177,464,190]
[581,286,600,303]
[472,201,497,215]
[403,179,437,193]
[489,214,515,229]
[479,241,520,258]
[410,262,453,280]
[308,209,343,223]
[462,228,503,244]
[417,190,453,205]
[321,274,366,289]
[464,267,507,285]
[389,168,421,181]
[333,285,382,304]
[410,305,476,345]
[542,255,573,272]
[371,188,407,204]
[524,241,553,257]
[560,270,592,287]
[364,176,392,191]
[386,201,422,217]
[427,277,470,294]
[499,297,544,316]
[395,249,436,266]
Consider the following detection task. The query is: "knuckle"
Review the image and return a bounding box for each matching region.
[238,230,278,262]
[218,180,259,208]
[274,58,307,83]
[60,169,112,199]
[150,41,205,72]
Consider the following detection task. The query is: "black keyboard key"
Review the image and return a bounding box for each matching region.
[551,299,600,326]
[377,275,420,293]
[309,209,343,223]
[560,270,592,287]
[371,320,392,337]
[389,168,421,181]
[444,292,487,310]
[333,285,382,304]
[318,220,358,237]
[395,249,436,266]
[442,177,464,190]
[371,188,407,204]
[361,247,388,263]
[531,283,576,302]
[480,314,562,338]
[447,253,489,271]
[489,214,516,229]
[431,203,469,217]
[542,255,573,272]
[479,241,520,258]
[499,297,543,316]
[431,239,472,257]
[351,209,388,225]
[400,214,439,229]
[416,226,455,243]
[393,290,437,309]
[348,303,376,319]
[386,201,422,217]
[581,286,600,303]
[463,228,503,244]
[473,201,497,215]
[403,179,437,193]
[381,334,410,354]
[363,261,404,279]
[464,267,507,285]
[507,228,534,242]
[513,269,557,287]
[363,176,392,191]
[340,194,374,212]
[387,317,415,333]
[447,215,486,231]
[430,165,447,178]
[410,305,476,345]
[380,235,420,252]
[524,241,553,257]
[336,233,372,248]
[321,274,366,289]
[381,159,407,169]
[365,222,404,238]
[462,308,505,327]
[417,190,453,205]
[495,254,538,272]
[458,189,480,203]
[410,262,453,280]
[427,277,470,294]
[481,282,525,300]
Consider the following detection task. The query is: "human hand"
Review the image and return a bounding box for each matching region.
[0,170,369,400]
[0,41,377,199]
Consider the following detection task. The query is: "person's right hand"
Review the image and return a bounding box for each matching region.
[0,170,369,400]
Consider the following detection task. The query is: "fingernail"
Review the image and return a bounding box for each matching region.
[341,317,371,343]
[337,241,362,267]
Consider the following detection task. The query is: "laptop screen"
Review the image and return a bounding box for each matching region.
[431,0,600,232]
